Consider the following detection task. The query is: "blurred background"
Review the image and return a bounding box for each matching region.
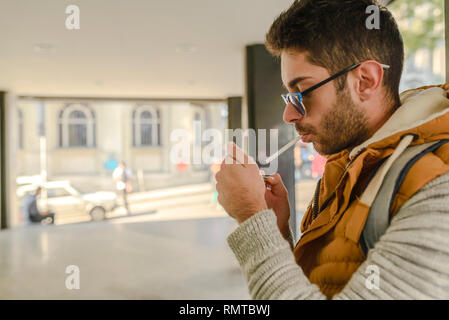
[0,0,446,299]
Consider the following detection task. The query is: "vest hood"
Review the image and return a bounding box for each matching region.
[349,83,449,159]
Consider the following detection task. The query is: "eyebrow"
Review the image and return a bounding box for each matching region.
[283,76,312,91]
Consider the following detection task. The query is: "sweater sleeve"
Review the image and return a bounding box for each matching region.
[227,172,449,300]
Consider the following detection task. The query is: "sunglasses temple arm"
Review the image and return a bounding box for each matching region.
[302,63,362,96]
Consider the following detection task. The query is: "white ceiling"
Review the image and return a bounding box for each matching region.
[0,0,294,99]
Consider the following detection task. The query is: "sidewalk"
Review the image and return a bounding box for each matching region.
[56,183,219,225]
[55,180,316,226]
[127,183,213,203]
[0,213,248,299]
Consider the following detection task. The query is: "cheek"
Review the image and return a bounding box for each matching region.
[306,92,336,126]
[301,104,324,133]
[309,92,333,114]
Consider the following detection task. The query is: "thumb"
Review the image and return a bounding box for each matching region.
[264,173,287,195]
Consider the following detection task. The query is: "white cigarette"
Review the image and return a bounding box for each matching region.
[263,136,302,164]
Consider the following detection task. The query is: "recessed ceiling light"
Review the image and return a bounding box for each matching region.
[176,44,197,54]
[33,43,54,54]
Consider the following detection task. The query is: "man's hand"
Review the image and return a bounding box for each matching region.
[215,142,268,224]
[264,173,291,240]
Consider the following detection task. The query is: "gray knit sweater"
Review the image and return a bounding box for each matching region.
[227,172,449,299]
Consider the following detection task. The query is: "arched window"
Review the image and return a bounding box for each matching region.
[132,105,161,147]
[58,104,96,148]
[18,109,23,149]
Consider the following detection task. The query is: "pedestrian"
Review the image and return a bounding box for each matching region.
[113,161,132,215]
[215,0,449,299]
[26,187,55,225]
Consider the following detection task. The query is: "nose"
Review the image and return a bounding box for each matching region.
[283,102,304,124]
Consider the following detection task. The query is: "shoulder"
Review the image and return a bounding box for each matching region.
[395,171,449,219]
[338,172,449,299]
[378,172,449,294]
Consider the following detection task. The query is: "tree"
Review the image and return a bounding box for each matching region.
[389,0,444,58]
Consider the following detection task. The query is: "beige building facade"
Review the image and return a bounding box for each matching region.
[16,98,227,193]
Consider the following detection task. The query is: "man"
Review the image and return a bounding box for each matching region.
[112,161,132,215]
[215,0,449,299]
[27,187,55,224]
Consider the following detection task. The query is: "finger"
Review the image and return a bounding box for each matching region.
[226,142,256,166]
[226,142,246,165]
[221,156,234,167]
[264,173,281,185]
[223,154,243,166]
[215,170,222,182]
[264,173,286,193]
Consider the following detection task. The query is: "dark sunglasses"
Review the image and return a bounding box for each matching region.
[282,62,390,116]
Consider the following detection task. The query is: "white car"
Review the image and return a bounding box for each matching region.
[17,181,118,222]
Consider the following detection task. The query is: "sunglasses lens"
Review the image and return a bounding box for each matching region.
[289,95,306,116]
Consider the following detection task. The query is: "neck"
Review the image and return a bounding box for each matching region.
[370,100,400,136]
[346,100,399,155]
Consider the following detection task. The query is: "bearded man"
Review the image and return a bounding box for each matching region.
[215,0,449,299]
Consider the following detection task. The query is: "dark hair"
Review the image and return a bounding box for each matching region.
[265,0,404,107]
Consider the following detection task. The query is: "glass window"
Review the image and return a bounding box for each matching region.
[132,105,161,147]
[68,110,88,147]
[58,104,96,148]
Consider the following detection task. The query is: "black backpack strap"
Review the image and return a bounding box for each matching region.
[360,139,449,256]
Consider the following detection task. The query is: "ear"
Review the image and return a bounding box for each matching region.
[349,60,385,102]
